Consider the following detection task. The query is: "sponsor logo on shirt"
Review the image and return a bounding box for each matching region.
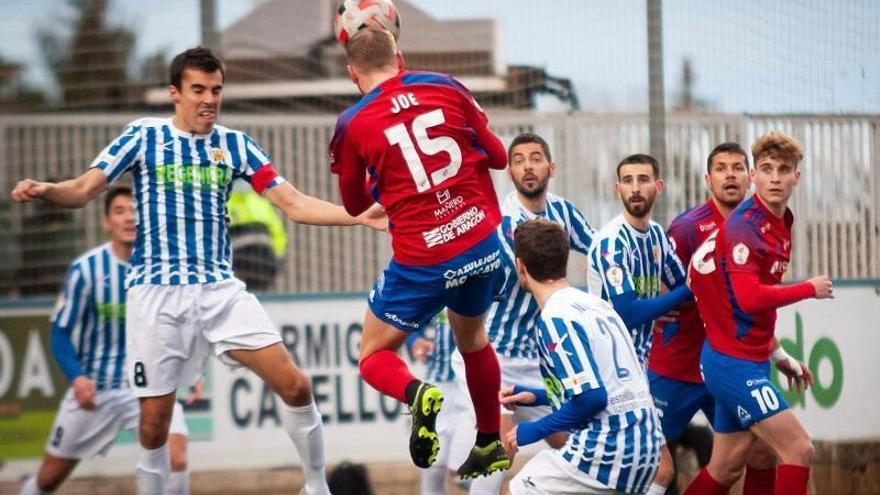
[433,195,464,219]
[770,260,789,276]
[208,147,229,165]
[96,302,126,322]
[732,243,750,265]
[699,221,717,232]
[423,206,487,248]
[737,405,752,424]
[154,163,233,190]
[562,371,594,389]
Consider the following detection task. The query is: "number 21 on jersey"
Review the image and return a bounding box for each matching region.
[384,108,463,193]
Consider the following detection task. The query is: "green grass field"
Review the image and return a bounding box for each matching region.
[0,409,56,459]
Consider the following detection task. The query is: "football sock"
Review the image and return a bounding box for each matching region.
[136,444,170,495]
[744,466,776,495]
[284,401,331,495]
[165,469,189,495]
[683,468,728,495]
[469,469,504,493]
[359,349,417,404]
[461,343,501,435]
[420,465,448,495]
[18,476,49,495]
[647,482,668,495]
[776,464,809,495]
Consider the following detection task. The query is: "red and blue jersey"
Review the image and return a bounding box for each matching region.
[690,196,815,362]
[329,70,507,266]
[648,199,723,383]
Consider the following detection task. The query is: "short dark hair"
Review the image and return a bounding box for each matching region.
[706,142,749,172]
[616,153,660,179]
[346,27,397,72]
[104,185,133,216]
[508,132,551,163]
[514,219,568,282]
[169,47,225,89]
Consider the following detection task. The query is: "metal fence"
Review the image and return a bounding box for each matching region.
[1,112,877,297]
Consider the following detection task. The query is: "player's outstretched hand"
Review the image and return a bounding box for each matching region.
[73,376,97,410]
[499,385,536,411]
[358,203,388,231]
[502,425,519,459]
[184,378,205,405]
[11,179,48,203]
[775,358,813,394]
[808,275,833,299]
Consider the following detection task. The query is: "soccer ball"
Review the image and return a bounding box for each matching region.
[334,0,401,46]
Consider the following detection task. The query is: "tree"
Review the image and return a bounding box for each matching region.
[37,0,136,110]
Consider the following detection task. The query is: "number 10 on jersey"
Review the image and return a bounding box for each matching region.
[384,108,463,193]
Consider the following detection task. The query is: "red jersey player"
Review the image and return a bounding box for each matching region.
[329,28,510,478]
[684,132,833,495]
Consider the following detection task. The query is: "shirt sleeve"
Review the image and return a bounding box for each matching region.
[591,236,636,299]
[49,264,90,381]
[330,122,373,216]
[660,231,687,289]
[88,122,142,183]
[723,217,766,276]
[563,200,595,255]
[232,133,284,194]
[667,216,698,265]
[538,316,604,399]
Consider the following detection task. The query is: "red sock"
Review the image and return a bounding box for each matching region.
[683,468,729,495]
[744,466,776,495]
[359,349,416,404]
[776,464,809,495]
[460,343,501,434]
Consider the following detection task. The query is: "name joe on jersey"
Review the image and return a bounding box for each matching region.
[390,92,419,114]
[423,206,487,248]
[443,250,500,289]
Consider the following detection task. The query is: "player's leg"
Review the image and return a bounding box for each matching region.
[127,284,196,495]
[227,344,330,495]
[19,455,79,494]
[359,260,450,469]
[648,372,713,494]
[137,393,178,495]
[166,401,190,495]
[198,278,329,495]
[742,439,778,495]
[749,411,813,495]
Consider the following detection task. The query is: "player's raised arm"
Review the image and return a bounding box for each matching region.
[11,168,107,208]
[263,181,385,230]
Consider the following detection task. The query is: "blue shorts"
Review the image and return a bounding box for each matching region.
[700,342,789,433]
[648,370,715,440]
[368,233,502,332]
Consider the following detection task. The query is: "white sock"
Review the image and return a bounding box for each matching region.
[646,482,668,495]
[19,476,49,495]
[165,470,189,495]
[420,465,447,495]
[136,444,170,495]
[283,401,330,495]
[469,469,504,494]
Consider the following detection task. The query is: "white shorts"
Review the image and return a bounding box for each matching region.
[127,278,281,397]
[451,351,552,423]
[46,388,188,459]
[433,380,473,470]
[510,450,624,495]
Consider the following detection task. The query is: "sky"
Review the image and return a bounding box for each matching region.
[0,0,878,114]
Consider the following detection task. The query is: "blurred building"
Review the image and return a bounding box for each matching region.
[145,0,578,112]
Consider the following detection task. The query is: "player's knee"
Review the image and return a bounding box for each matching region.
[654,453,676,486]
[746,441,778,469]
[170,454,188,472]
[781,437,814,466]
[709,459,746,487]
[275,369,312,406]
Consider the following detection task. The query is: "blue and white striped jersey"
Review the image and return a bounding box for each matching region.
[587,215,686,365]
[537,287,662,494]
[424,311,456,383]
[51,243,129,390]
[488,192,594,358]
[90,118,285,288]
